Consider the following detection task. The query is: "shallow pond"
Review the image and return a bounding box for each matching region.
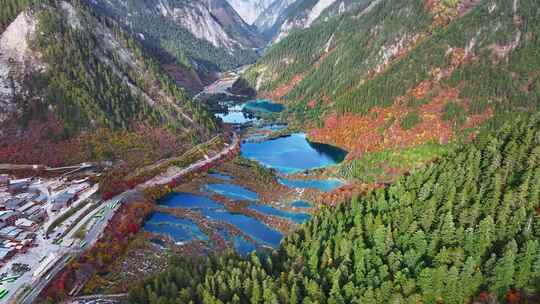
[209,172,234,181]
[291,200,312,208]
[150,192,283,248]
[204,183,259,201]
[218,228,258,255]
[200,208,282,247]
[249,204,310,224]
[216,104,258,124]
[160,192,222,209]
[234,236,257,255]
[241,133,347,174]
[279,177,343,192]
[143,212,208,243]
[244,99,284,113]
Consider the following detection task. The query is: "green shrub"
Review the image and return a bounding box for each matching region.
[400,112,422,130]
[442,102,466,127]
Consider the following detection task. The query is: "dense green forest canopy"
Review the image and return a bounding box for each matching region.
[0,0,40,31]
[129,114,540,303]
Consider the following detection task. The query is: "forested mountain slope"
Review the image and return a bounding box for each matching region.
[85,0,264,91]
[0,0,217,165]
[248,0,539,163]
[128,112,540,304]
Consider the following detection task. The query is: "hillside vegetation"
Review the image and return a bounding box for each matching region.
[247,0,539,169]
[0,0,217,166]
[128,113,540,304]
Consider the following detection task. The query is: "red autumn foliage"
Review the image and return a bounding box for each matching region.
[506,290,522,304]
[309,86,493,160]
[261,74,304,102]
[41,198,153,302]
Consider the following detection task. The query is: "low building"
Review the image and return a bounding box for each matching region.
[33,193,48,205]
[5,198,26,210]
[17,201,35,214]
[51,192,77,212]
[7,181,29,194]
[0,175,9,186]
[14,231,34,245]
[0,210,20,226]
[24,205,47,223]
[0,247,15,262]
[15,218,37,231]
[0,226,22,239]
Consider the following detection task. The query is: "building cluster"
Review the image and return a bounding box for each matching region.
[0,175,47,263]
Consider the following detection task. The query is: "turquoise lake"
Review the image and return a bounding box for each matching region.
[249,204,310,224]
[291,200,312,208]
[204,183,259,201]
[279,177,343,192]
[209,172,234,181]
[146,192,283,248]
[243,100,284,113]
[143,212,208,243]
[241,133,347,174]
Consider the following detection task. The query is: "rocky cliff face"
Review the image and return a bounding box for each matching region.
[0,10,41,124]
[225,0,275,24]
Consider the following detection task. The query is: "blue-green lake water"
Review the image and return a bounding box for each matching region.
[144,212,208,243]
[146,192,283,248]
[279,177,343,192]
[249,204,310,224]
[241,133,347,174]
[243,99,284,113]
[204,183,259,201]
[291,201,312,208]
[209,172,234,181]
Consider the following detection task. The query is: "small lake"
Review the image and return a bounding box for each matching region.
[147,192,283,248]
[216,100,283,124]
[234,236,257,255]
[209,172,234,181]
[249,204,310,224]
[279,177,343,192]
[160,192,223,209]
[291,200,312,208]
[204,183,259,201]
[243,99,284,113]
[241,133,347,174]
[217,229,256,255]
[201,208,282,247]
[143,212,208,243]
[216,104,258,124]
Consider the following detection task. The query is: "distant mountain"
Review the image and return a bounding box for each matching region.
[255,0,365,43]
[225,0,274,25]
[254,0,297,40]
[85,0,264,91]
